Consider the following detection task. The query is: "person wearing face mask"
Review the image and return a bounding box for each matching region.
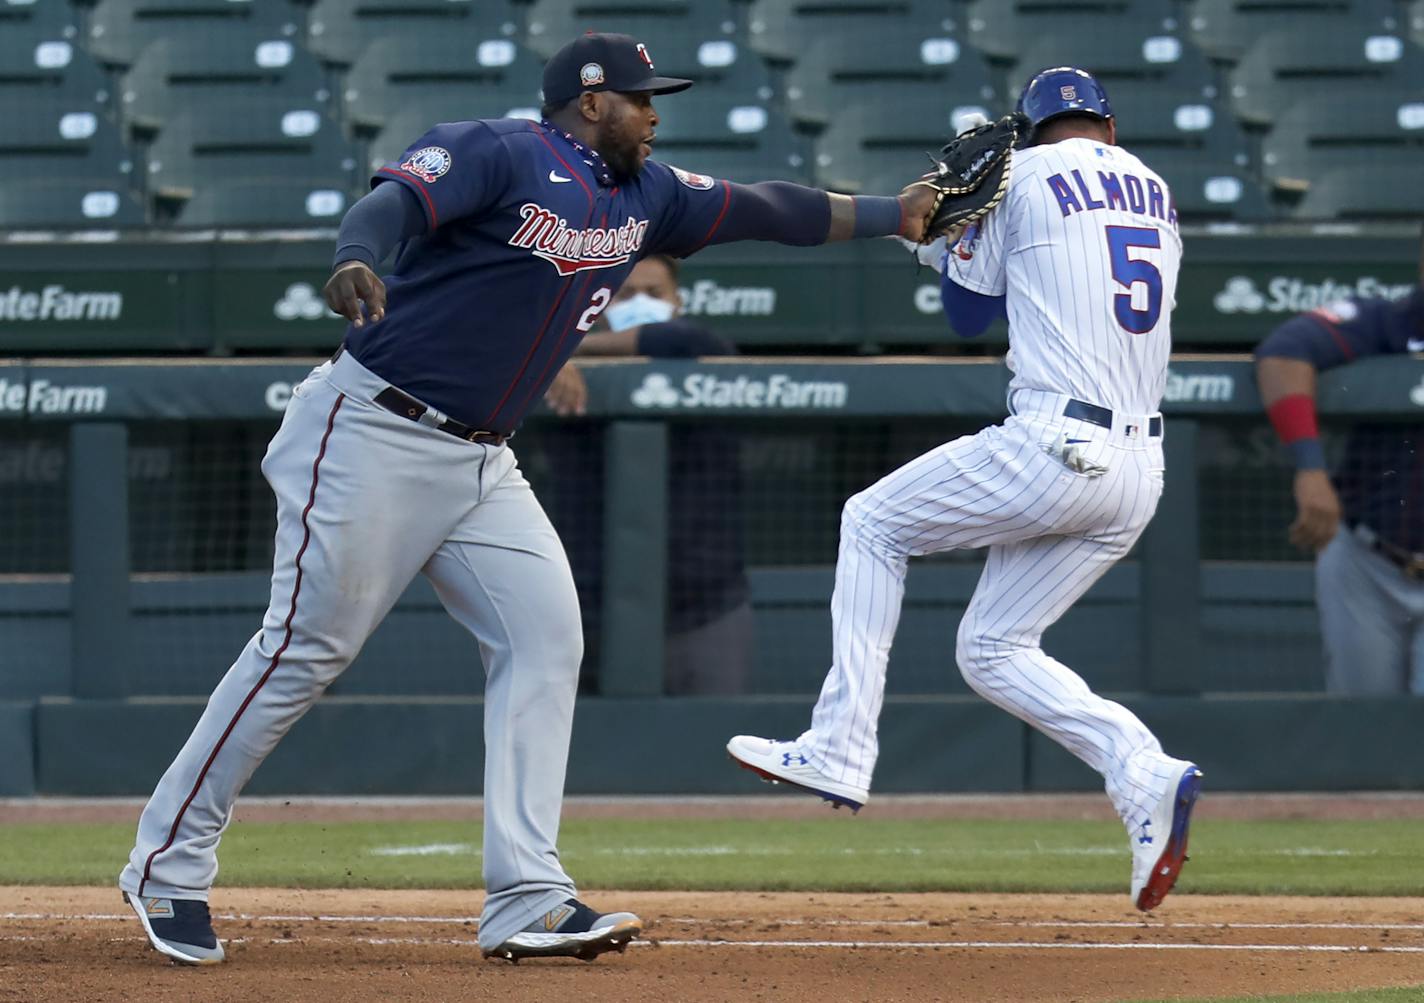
[545,254,752,697]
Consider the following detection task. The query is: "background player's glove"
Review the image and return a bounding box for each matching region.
[902,112,1026,245]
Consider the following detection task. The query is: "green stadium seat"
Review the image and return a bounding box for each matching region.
[968,0,1177,64]
[306,0,522,66]
[813,89,982,193]
[0,94,136,186]
[0,181,147,228]
[86,0,306,67]
[173,179,353,227]
[1230,27,1424,127]
[1154,164,1272,221]
[119,32,330,137]
[784,23,994,131]
[1294,165,1424,220]
[0,0,80,36]
[1261,94,1424,191]
[1110,85,1248,170]
[1009,29,1214,97]
[747,0,956,67]
[343,34,543,136]
[1413,1,1424,50]
[144,96,356,201]
[525,1,740,56]
[1187,0,1399,64]
[0,32,112,106]
[644,90,808,183]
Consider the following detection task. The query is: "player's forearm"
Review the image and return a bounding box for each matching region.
[332,182,426,269]
[1256,356,1326,469]
[706,181,908,247]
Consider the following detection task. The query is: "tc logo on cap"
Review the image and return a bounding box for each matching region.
[1060,85,1078,101]
[636,42,655,70]
[580,62,604,87]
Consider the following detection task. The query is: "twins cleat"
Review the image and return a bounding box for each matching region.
[1129,760,1204,912]
[484,898,642,963]
[123,891,225,965]
[725,735,867,812]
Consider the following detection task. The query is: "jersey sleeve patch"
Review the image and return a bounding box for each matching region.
[399,146,453,184]
[669,165,715,191]
[1311,299,1359,325]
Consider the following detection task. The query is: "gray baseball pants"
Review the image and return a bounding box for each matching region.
[1317,526,1424,695]
[119,351,583,950]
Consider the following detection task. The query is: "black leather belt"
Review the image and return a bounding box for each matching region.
[372,386,507,445]
[1063,398,1162,438]
[1353,523,1424,582]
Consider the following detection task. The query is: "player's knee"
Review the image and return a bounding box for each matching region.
[955,618,1000,683]
[841,490,894,551]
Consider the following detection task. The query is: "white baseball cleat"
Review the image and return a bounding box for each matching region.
[726,735,868,812]
[1128,760,1203,911]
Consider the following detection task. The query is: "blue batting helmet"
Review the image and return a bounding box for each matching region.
[1016,66,1113,129]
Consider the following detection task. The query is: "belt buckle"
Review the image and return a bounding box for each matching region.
[464,429,481,442]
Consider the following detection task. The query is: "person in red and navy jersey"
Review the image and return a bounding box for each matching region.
[1255,231,1424,694]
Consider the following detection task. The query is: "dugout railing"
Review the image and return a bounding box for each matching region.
[1,355,1423,797]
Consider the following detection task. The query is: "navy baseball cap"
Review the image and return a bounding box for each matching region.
[542,32,693,105]
[1017,66,1113,127]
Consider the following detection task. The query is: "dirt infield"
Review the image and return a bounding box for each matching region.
[2,887,1423,1002]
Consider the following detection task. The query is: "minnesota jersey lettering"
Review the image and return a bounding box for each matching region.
[508,203,650,275]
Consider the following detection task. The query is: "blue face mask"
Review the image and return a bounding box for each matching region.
[603,292,676,332]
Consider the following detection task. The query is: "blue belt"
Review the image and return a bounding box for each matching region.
[1063,398,1162,438]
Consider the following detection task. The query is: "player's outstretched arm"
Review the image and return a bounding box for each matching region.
[323,261,387,328]
[323,181,427,326]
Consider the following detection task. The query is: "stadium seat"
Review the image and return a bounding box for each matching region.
[173,180,353,227]
[0,181,147,228]
[1413,0,1424,50]
[784,25,995,130]
[343,33,543,135]
[747,0,956,66]
[306,0,522,66]
[643,90,809,183]
[1187,0,1400,64]
[967,0,1178,64]
[119,32,330,136]
[813,90,983,193]
[1261,94,1424,191]
[0,32,112,106]
[1109,84,1249,170]
[0,95,136,186]
[1294,165,1424,219]
[144,96,357,202]
[0,0,80,36]
[1009,29,1214,97]
[1230,27,1424,127]
[1154,165,1273,221]
[87,0,306,67]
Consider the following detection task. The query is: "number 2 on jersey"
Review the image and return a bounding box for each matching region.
[577,287,612,333]
[1105,225,1162,335]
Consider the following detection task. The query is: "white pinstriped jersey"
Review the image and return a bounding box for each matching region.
[944,138,1182,415]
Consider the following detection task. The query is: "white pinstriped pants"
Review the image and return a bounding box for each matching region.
[799,390,1173,825]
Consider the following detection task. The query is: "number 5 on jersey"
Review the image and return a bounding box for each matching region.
[1105,225,1162,335]
[577,287,612,333]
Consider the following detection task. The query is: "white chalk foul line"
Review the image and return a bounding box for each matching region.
[1,933,1422,954]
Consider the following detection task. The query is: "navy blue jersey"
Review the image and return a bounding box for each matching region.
[344,118,768,433]
[1257,289,1424,552]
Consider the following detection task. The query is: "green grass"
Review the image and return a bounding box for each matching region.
[1128,989,1424,1003]
[1,817,1421,895]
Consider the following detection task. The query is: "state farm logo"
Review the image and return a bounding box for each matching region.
[680,280,776,317]
[274,283,339,321]
[631,371,848,409]
[1162,368,1234,403]
[508,202,649,276]
[1213,275,1413,314]
[0,285,123,322]
[0,377,108,414]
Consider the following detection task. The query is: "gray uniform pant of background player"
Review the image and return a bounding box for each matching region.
[1316,526,1424,695]
[119,351,583,951]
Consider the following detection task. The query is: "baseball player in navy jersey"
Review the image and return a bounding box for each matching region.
[1255,233,1424,693]
[729,68,1204,912]
[117,32,937,965]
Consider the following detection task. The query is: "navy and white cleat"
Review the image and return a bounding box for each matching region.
[124,891,225,965]
[726,735,867,812]
[1129,761,1203,911]
[484,899,642,963]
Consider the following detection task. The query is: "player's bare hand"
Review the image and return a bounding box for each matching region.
[323,261,386,327]
[1289,469,1341,552]
[896,183,937,243]
[545,362,588,417]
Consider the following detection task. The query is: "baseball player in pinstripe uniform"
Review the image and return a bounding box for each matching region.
[729,68,1204,912]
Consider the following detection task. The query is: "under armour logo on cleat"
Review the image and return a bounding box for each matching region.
[1137,819,1153,845]
[781,752,807,767]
